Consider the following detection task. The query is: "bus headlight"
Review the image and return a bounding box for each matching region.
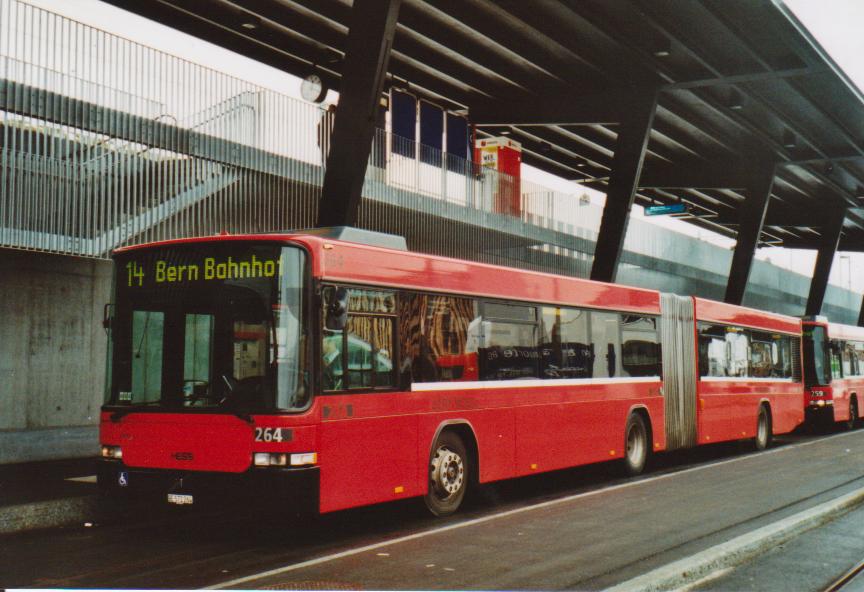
[254,452,317,467]
[254,452,288,467]
[290,452,318,466]
[101,445,122,459]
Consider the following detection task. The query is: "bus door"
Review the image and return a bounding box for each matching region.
[660,294,697,450]
[318,286,418,513]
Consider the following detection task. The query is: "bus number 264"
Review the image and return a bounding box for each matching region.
[254,427,286,442]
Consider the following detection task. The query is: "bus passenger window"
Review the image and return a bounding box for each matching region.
[322,287,396,391]
[322,329,344,391]
[830,340,843,378]
[404,294,479,384]
[590,311,621,378]
[540,307,593,379]
[854,342,864,377]
[478,320,539,380]
[842,343,854,377]
[748,338,773,378]
[698,323,732,377]
[345,316,394,389]
[621,315,661,378]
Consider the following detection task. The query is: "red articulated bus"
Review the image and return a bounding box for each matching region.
[802,317,864,429]
[98,228,805,516]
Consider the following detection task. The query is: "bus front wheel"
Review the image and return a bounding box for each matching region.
[424,431,468,517]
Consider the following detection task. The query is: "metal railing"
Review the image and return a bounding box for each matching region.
[0,0,594,270]
[1,0,862,323]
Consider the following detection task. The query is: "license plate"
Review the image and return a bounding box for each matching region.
[167,493,194,505]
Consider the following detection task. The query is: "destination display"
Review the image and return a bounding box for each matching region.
[121,249,284,288]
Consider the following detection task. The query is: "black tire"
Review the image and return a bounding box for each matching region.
[847,398,859,431]
[623,413,649,476]
[754,405,772,451]
[424,431,469,517]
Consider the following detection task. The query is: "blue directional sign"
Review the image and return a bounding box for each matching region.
[644,203,687,216]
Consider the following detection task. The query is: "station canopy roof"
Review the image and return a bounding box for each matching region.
[102,0,864,251]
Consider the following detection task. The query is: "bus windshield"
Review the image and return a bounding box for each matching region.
[803,325,830,387]
[107,243,308,412]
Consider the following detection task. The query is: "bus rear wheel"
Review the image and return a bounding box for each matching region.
[847,398,858,431]
[424,431,468,517]
[624,413,649,476]
[754,405,772,451]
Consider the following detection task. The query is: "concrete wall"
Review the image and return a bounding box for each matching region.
[0,249,110,462]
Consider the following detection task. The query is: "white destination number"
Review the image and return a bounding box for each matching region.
[254,427,286,442]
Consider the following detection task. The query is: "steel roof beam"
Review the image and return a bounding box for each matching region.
[317,0,401,227]
[470,89,650,126]
[664,66,823,90]
[589,92,658,283]
[806,207,848,316]
[100,0,337,89]
[638,161,756,190]
[724,166,775,305]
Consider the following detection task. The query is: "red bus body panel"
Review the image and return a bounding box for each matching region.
[804,320,864,422]
[693,298,804,445]
[105,234,805,514]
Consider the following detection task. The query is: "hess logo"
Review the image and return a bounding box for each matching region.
[172,452,194,461]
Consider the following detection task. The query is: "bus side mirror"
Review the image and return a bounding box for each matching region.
[324,287,348,331]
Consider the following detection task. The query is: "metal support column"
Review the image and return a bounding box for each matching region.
[589,92,658,283]
[723,166,775,305]
[316,0,401,228]
[806,207,847,317]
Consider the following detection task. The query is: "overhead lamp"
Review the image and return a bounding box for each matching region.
[500,129,512,136]
[727,88,744,111]
[539,141,552,154]
[240,15,261,30]
[782,129,796,149]
[576,160,587,169]
[652,37,671,58]
[825,162,835,175]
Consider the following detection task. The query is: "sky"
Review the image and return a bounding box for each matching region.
[19,0,864,292]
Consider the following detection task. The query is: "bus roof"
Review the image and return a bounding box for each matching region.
[114,231,662,315]
[826,321,864,343]
[694,297,801,336]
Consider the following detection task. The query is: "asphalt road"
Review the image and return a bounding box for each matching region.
[2,428,864,590]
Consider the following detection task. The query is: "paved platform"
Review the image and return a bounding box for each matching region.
[3,430,864,591]
[0,457,99,534]
[207,430,864,590]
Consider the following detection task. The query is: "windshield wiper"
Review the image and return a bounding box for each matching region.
[229,409,255,424]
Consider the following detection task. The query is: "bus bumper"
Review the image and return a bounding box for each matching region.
[806,401,834,425]
[97,459,319,514]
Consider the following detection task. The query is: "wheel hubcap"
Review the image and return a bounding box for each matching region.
[627,426,643,464]
[758,414,767,443]
[430,446,464,498]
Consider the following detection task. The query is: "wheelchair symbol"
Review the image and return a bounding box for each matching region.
[118,471,129,487]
